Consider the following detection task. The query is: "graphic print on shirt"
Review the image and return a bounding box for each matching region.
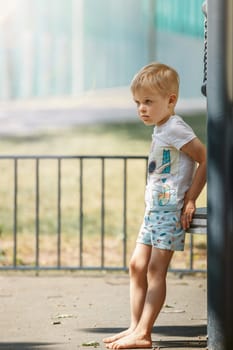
[147,145,179,209]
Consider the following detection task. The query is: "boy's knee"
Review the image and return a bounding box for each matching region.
[147,260,168,280]
[129,256,147,276]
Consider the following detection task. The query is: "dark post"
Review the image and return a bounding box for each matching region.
[207,0,233,349]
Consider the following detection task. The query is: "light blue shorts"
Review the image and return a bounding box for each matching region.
[137,210,185,251]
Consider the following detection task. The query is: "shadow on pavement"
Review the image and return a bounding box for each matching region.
[153,339,207,348]
[81,324,207,338]
[82,325,207,348]
[153,325,207,337]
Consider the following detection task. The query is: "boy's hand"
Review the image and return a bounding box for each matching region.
[181,199,196,230]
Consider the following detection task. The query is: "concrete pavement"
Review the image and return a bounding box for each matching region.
[0,273,207,350]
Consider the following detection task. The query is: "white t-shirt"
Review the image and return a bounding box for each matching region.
[145,115,196,211]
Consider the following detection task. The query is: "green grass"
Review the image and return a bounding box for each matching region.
[0,114,207,155]
[0,114,207,268]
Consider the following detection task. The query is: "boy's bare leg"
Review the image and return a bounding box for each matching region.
[106,248,173,349]
[103,244,152,344]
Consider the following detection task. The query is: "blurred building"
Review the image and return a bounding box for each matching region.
[0,0,204,100]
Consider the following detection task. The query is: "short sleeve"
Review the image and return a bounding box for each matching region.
[166,116,196,150]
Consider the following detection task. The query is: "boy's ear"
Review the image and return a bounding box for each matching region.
[168,93,177,105]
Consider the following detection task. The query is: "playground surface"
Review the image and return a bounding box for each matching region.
[0,273,207,350]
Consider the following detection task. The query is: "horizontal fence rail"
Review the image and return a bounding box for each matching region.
[0,155,206,273]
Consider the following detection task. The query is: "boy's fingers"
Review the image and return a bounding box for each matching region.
[181,213,193,229]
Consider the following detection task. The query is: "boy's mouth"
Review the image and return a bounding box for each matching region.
[141,115,150,121]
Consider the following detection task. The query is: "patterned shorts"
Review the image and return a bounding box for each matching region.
[137,210,185,251]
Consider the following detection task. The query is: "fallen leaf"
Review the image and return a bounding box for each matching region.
[82,341,100,347]
[163,304,174,308]
[52,321,61,325]
[161,309,185,314]
[55,314,75,319]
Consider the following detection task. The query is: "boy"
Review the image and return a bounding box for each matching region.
[103,62,206,349]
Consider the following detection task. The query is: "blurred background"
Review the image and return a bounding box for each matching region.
[0,0,207,271]
[0,0,204,101]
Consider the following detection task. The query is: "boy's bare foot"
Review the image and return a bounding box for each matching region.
[103,328,133,344]
[105,331,152,349]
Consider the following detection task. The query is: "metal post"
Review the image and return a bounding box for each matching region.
[101,158,105,268]
[148,0,156,62]
[35,158,40,269]
[123,158,127,269]
[207,0,233,349]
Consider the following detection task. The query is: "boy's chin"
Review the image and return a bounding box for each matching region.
[143,120,155,126]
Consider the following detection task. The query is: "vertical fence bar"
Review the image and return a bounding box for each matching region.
[101,157,105,268]
[35,158,40,268]
[123,158,127,269]
[79,158,83,267]
[57,158,61,268]
[189,233,194,272]
[13,158,18,267]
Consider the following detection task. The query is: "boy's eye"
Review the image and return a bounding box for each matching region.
[134,99,153,107]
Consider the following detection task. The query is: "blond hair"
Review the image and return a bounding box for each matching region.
[130,62,179,98]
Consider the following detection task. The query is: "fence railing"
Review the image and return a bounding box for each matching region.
[0,155,206,273]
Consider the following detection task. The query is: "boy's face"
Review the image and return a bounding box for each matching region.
[133,88,176,126]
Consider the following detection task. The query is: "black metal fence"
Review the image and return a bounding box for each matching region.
[0,155,206,273]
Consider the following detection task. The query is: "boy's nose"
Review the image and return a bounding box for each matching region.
[139,104,146,113]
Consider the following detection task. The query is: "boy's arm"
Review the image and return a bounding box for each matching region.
[180,137,207,230]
